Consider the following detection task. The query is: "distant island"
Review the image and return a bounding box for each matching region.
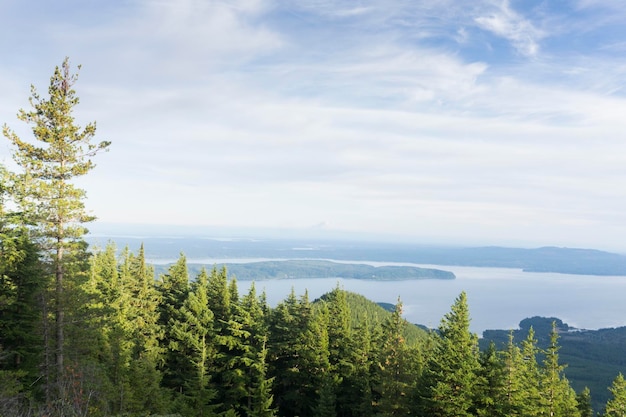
[183,259,456,281]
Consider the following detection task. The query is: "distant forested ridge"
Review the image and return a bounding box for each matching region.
[183,259,455,281]
[88,235,626,276]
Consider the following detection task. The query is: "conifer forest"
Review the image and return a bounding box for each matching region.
[2,60,626,417]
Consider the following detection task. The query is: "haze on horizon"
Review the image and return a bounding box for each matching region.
[2,1,626,252]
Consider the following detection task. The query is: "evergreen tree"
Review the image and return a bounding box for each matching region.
[82,243,123,414]
[117,245,165,414]
[518,327,542,417]
[241,283,271,413]
[539,322,580,417]
[576,387,593,417]
[321,286,353,417]
[2,58,110,399]
[267,289,299,416]
[205,267,249,414]
[604,373,626,417]
[170,268,218,417]
[346,316,374,417]
[157,253,190,391]
[268,289,330,417]
[0,217,43,380]
[247,337,276,417]
[0,174,44,405]
[476,341,506,417]
[499,332,526,417]
[373,298,415,416]
[422,291,480,417]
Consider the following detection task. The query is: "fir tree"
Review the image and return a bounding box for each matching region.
[539,322,580,417]
[347,316,374,417]
[476,341,506,417]
[422,292,480,417]
[499,332,525,417]
[157,253,190,391]
[518,327,542,417]
[374,298,415,416]
[118,245,165,414]
[576,387,593,417]
[170,268,218,417]
[0,182,44,400]
[604,373,626,417]
[246,337,276,417]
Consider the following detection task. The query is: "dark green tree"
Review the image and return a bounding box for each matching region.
[157,253,190,391]
[117,245,165,414]
[476,341,506,417]
[422,291,480,417]
[246,337,276,417]
[604,373,626,417]
[320,286,354,417]
[576,387,593,417]
[539,322,580,417]
[498,332,526,417]
[346,316,374,417]
[268,290,330,417]
[0,170,44,410]
[373,298,416,416]
[518,327,542,417]
[170,268,218,417]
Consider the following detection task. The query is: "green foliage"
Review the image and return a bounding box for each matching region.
[0,225,43,383]
[373,299,419,416]
[539,322,581,417]
[422,292,481,417]
[2,57,110,403]
[577,387,593,417]
[170,268,218,416]
[604,373,626,417]
[481,316,626,411]
[158,253,191,392]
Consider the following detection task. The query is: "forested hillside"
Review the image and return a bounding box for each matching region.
[5,242,621,416]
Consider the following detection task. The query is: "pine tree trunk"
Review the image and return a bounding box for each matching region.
[56,238,64,399]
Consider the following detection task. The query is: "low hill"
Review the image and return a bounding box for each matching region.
[316,290,428,346]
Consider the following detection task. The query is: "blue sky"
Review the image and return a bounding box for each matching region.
[2,0,626,250]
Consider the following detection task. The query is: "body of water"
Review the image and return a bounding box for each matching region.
[215,261,626,335]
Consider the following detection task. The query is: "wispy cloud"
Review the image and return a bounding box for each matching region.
[474,0,545,57]
[2,0,626,250]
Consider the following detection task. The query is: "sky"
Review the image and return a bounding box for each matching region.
[2,0,626,251]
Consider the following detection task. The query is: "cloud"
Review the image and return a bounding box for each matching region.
[474,0,545,57]
[3,0,626,250]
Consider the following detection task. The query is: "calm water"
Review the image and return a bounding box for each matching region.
[215,261,626,336]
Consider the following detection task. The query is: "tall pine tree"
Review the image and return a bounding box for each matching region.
[3,58,110,401]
